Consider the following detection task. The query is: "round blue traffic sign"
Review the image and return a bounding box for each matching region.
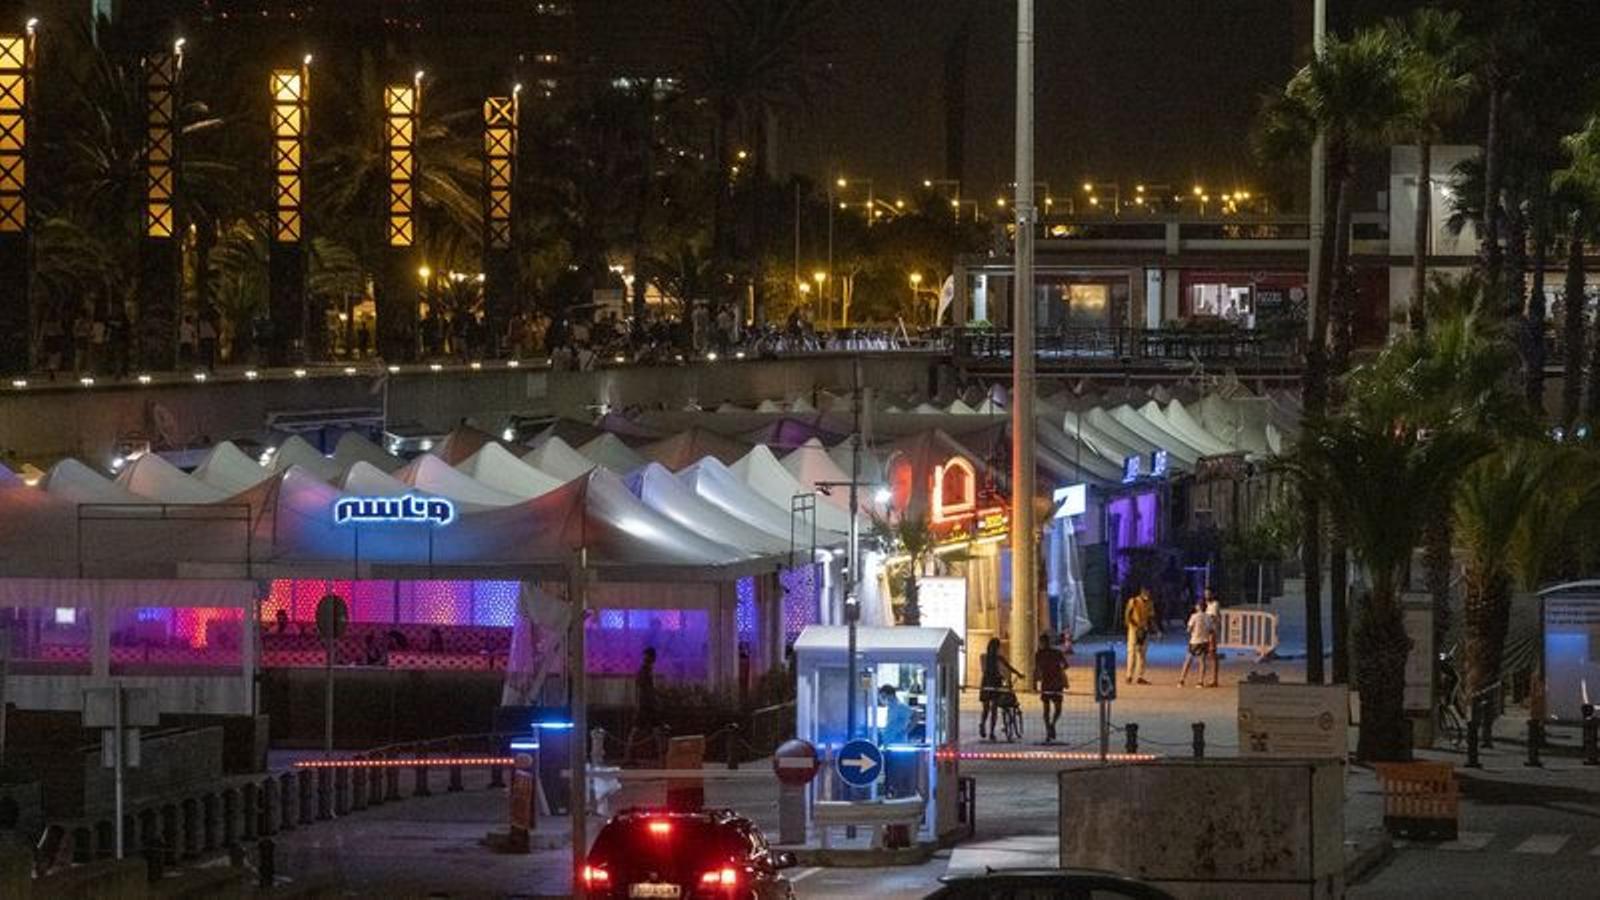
[835,739,884,787]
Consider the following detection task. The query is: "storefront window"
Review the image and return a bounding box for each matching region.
[1190,283,1253,321]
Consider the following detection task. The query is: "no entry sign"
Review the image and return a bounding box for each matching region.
[771,739,821,787]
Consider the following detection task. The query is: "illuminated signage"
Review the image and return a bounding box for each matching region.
[333,495,455,526]
[930,456,977,524]
[1052,483,1087,519]
[1150,450,1170,478]
[1122,455,1142,483]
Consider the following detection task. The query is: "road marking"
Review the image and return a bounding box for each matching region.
[1512,834,1570,854]
[789,867,821,883]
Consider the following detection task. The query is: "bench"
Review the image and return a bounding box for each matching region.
[812,796,924,849]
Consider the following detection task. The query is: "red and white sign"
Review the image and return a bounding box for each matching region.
[772,739,821,787]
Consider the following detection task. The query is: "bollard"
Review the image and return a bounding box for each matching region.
[726,724,741,770]
[1191,722,1205,759]
[414,752,432,797]
[488,752,506,789]
[1525,719,1543,768]
[316,769,332,820]
[334,766,350,815]
[299,772,315,825]
[257,780,278,837]
[1583,705,1599,766]
[386,760,402,801]
[1124,723,1140,754]
[351,760,369,812]
[1465,712,1482,768]
[448,742,465,793]
[256,837,275,889]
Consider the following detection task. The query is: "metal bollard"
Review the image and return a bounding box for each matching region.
[351,761,369,811]
[1124,723,1139,754]
[726,724,741,770]
[1583,705,1599,766]
[334,766,350,815]
[1525,719,1543,768]
[1465,712,1482,768]
[256,837,275,889]
[299,771,315,825]
[448,742,465,793]
[386,761,402,800]
[488,753,506,789]
[316,769,332,820]
[414,753,432,797]
[1191,722,1205,759]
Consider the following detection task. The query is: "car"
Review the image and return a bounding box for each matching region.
[924,867,1177,900]
[581,807,798,899]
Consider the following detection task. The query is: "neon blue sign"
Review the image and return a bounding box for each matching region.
[333,495,456,526]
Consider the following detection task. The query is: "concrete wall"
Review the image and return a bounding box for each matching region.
[0,354,940,463]
[1058,759,1344,899]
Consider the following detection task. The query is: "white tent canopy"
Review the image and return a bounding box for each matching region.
[333,431,404,474]
[117,452,232,503]
[579,433,646,473]
[678,457,846,547]
[193,442,273,495]
[397,454,526,507]
[629,462,792,555]
[782,438,858,511]
[43,459,144,505]
[457,443,565,500]
[731,445,858,535]
[525,436,599,481]
[270,435,344,482]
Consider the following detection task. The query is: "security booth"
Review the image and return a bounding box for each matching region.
[792,626,962,843]
[1540,580,1600,723]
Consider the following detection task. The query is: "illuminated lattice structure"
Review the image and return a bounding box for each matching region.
[735,577,757,645]
[780,564,821,643]
[385,83,418,246]
[0,30,29,235]
[482,95,516,249]
[261,579,519,627]
[269,66,306,242]
[586,609,708,679]
[143,51,180,238]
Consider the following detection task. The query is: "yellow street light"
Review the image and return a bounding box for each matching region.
[996,197,1007,208]
[736,149,748,160]
[895,198,905,209]
[1044,196,1054,207]
[1201,194,1210,203]
[813,270,827,286]
[798,281,811,295]
[1089,196,1100,206]
[836,177,848,189]
[923,179,933,188]
[417,265,432,282]
[950,199,960,208]
[1082,182,1093,193]
[909,272,923,287]
[1136,184,1145,193]
[1240,191,1251,200]
[1193,185,1203,196]
[1134,196,1145,205]
[838,202,847,210]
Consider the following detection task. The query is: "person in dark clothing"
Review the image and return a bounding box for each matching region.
[626,647,658,763]
[1034,633,1069,742]
[978,637,1022,741]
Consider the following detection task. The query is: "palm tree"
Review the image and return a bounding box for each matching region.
[1387,9,1475,335]
[1284,415,1489,761]
[691,0,833,323]
[1453,442,1598,733]
[1556,116,1600,423]
[871,513,957,627]
[1254,27,1408,685]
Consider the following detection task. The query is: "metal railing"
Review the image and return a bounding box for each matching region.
[955,327,1302,367]
[1219,609,1279,662]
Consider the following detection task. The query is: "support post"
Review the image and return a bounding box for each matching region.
[570,561,590,898]
[1008,0,1039,683]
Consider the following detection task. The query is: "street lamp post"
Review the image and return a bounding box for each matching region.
[1010,0,1039,683]
[909,272,924,323]
[812,270,829,328]
[836,176,875,227]
[1082,181,1121,215]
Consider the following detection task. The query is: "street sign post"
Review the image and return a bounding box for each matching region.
[84,684,157,860]
[836,739,883,788]
[773,739,821,845]
[316,593,348,756]
[1094,650,1117,762]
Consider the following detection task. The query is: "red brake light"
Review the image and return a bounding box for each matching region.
[582,865,610,886]
[699,866,740,888]
[647,820,672,837]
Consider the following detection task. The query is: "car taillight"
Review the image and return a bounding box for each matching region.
[648,819,673,837]
[699,866,740,889]
[582,865,610,887]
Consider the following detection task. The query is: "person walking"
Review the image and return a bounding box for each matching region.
[1033,632,1069,743]
[978,637,1022,741]
[625,647,659,764]
[1204,589,1222,688]
[1178,600,1214,687]
[1124,588,1153,685]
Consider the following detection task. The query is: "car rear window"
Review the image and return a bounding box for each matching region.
[591,816,748,864]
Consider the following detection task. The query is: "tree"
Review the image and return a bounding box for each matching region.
[1556,116,1600,423]
[691,0,833,323]
[1387,8,1475,334]
[1254,27,1408,685]
[1284,415,1488,761]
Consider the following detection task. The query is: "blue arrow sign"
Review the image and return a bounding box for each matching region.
[835,739,883,787]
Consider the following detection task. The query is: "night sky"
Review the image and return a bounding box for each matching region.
[781,0,1429,208]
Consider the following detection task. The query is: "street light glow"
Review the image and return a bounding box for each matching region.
[909,272,923,286]
[1082,182,1092,192]
[1193,185,1203,196]
[836,177,847,188]
[418,265,432,281]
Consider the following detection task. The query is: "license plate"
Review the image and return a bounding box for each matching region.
[629,884,681,898]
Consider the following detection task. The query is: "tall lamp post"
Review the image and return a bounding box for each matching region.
[1009,0,1039,681]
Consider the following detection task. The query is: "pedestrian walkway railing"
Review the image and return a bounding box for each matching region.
[1218,609,1279,661]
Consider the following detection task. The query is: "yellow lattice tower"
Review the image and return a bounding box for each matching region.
[144,49,181,238]
[483,94,517,250]
[385,82,418,247]
[271,65,307,243]
[0,31,33,234]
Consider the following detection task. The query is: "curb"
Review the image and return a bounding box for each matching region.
[1343,829,1393,886]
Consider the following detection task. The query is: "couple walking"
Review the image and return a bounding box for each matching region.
[1124,587,1223,687]
[979,633,1071,743]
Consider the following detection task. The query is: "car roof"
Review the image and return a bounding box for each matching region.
[937,868,1174,895]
